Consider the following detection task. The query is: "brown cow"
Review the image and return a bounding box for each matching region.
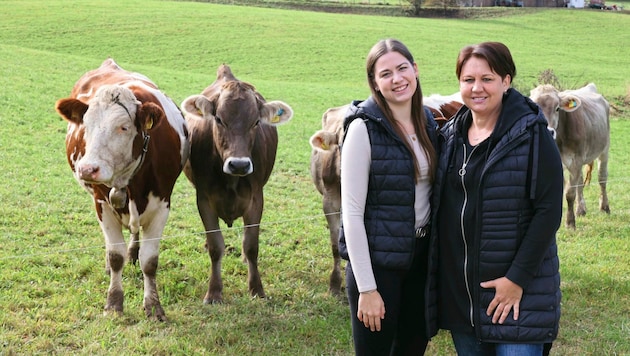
[55,58,190,321]
[181,64,293,304]
[530,83,610,229]
[309,95,463,295]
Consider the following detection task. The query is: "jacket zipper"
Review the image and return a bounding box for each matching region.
[459,142,479,328]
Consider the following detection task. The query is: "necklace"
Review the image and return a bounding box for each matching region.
[469,130,490,144]
[459,143,479,177]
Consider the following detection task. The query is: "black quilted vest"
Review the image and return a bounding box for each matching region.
[339,97,435,270]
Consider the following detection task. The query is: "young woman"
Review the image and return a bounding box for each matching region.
[433,41,563,355]
[339,38,439,355]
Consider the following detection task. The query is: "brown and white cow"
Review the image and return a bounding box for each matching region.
[181,64,293,304]
[309,94,463,295]
[530,83,610,229]
[55,58,190,321]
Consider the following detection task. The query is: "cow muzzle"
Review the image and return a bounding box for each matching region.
[223,157,253,176]
[77,163,102,182]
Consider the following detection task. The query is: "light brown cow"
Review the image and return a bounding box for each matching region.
[309,95,463,295]
[181,64,293,304]
[530,83,610,229]
[55,58,190,321]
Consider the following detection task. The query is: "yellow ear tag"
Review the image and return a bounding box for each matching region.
[271,108,284,123]
[145,118,153,130]
[568,100,577,108]
[196,108,203,116]
[321,142,329,150]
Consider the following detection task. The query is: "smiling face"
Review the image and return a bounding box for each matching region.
[372,51,418,109]
[458,56,511,121]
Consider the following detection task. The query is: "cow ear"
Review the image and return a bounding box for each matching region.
[182,95,215,119]
[55,98,88,125]
[560,96,581,112]
[137,102,164,131]
[310,130,338,152]
[260,101,293,126]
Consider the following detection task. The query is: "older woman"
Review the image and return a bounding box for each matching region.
[433,42,563,355]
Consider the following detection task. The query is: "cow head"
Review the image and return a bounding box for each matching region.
[182,81,293,176]
[310,130,340,153]
[530,84,582,140]
[56,85,162,190]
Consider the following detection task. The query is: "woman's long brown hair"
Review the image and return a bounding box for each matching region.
[366,38,436,183]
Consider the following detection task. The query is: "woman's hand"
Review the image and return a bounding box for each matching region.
[480,277,523,324]
[357,290,386,331]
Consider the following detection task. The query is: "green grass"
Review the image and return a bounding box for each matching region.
[0,1,629,354]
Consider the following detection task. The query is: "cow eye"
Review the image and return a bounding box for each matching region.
[254,120,260,127]
[215,116,224,126]
[121,125,129,132]
[555,106,560,112]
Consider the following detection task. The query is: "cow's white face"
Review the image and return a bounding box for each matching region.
[76,85,142,188]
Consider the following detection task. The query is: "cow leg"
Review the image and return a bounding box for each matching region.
[197,194,225,304]
[598,153,610,214]
[576,168,587,217]
[128,231,140,266]
[100,207,126,315]
[565,171,578,229]
[139,205,168,322]
[242,195,265,299]
[323,193,342,296]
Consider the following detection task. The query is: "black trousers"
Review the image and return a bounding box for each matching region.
[346,238,430,356]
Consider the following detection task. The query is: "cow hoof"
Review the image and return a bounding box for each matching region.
[105,289,124,314]
[103,304,124,316]
[601,205,610,214]
[328,287,342,298]
[203,292,223,305]
[203,298,223,305]
[250,290,266,299]
[103,309,123,318]
[145,305,167,322]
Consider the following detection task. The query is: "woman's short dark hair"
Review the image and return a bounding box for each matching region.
[455,42,516,83]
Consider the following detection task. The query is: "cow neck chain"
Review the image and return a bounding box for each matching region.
[131,131,150,178]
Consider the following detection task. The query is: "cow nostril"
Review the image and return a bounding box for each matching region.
[225,158,252,176]
[229,160,249,170]
[79,165,99,179]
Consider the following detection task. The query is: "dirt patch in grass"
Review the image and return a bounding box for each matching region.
[182,0,542,18]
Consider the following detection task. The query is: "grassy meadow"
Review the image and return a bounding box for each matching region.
[1,1,629,354]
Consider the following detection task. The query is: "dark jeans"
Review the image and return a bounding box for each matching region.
[346,239,429,356]
[451,331,545,356]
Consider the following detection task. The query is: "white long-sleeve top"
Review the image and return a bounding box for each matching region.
[340,119,432,293]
